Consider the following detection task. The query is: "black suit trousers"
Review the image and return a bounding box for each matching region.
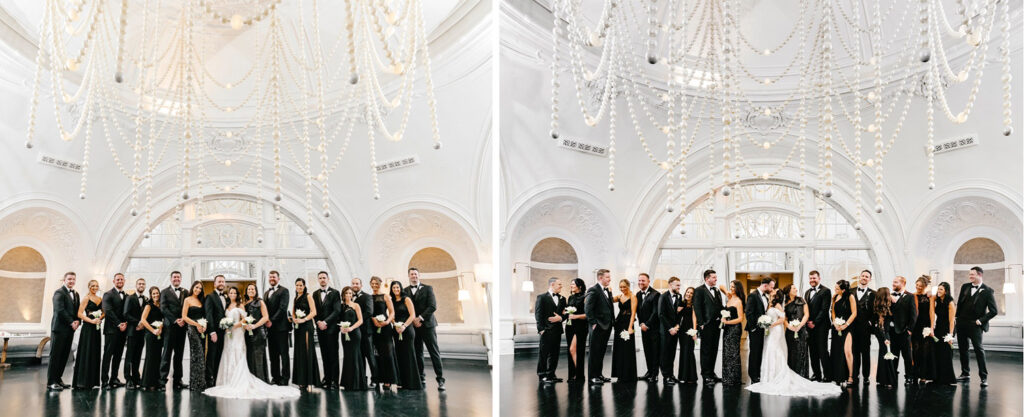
[124,333,145,384]
[47,331,74,384]
[956,324,988,379]
[700,325,721,379]
[267,330,291,382]
[588,325,611,379]
[101,331,127,383]
[747,329,764,381]
[536,329,561,378]
[414,325,444,381]
[807,325,831,380]
[659,330,678,378]
[640,327,660,376]
[159,324,186,384]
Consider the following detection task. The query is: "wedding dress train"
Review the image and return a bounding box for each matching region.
[203,307,301,399]
[745,307,842,396]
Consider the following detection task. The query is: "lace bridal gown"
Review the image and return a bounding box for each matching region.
[204,307,301,399]
[745,307,842,396]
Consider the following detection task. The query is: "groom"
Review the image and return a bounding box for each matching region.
[890,276,918,385]
[405,267,446,390]
[744,278,772,384]
[584,269,613,386]
[804,271,832,382]
[956,266,998,386]
[264,271,292,386]
[693,269,725,385]
[205,275,228,387]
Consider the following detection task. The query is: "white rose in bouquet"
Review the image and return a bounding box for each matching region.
[789,320,801,339]
[339,321,352,340]
[244,316,255,336]
[91,310,103,330]
[619,330,630,341]
[565,306,577,325]
[757,315,773,335]
[923,327,938,342]
[883,351,896,360]
[151,321,163,340]
[196,318,208,338]
[942,334,954,343]
[293,309,306,329]
[685,328,698,338]
[833,318,847,336]
[374,315,387,333]
[393,322,404,340]
[720,310,731,328]
[219,317,236,338]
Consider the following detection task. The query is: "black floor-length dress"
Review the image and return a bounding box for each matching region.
[611,298,637,381]
[292,295,320,388]
[565,292,587,382]
[340,306,367,390]
[677,304,698,383]
[721,305,742,386]
[830,295,853,382]
[244,300,270,383]
[912,293,934,381]
[785,299,809,378]
[72,299,102,389]
[186,305,207,392]
[372,294,400,385]
[392,297,422,390]
[141,302,164,389]
[931,297,956,384]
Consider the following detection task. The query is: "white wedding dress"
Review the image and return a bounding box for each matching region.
[745,307,842,396]
[203,307,301,399]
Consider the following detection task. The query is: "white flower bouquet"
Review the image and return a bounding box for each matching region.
[923,327,938,342]
[151,321,163,340]
[374,315,387,333]
[393,322,404,340]
[220,317,236,338]
[293,309,306,329]
[244,316,255,336]
[340,321,352,340]
[720,310,731,328]
[685,328,698,338]
[833,318,847,336]
[757,315,773,334]
[565,307,577,325]
[789,320,801,339]
[883,351,896,360]
[943,334,954,343]
[90,310,103,330]
[196,318,208,338]
[619,330,630,341]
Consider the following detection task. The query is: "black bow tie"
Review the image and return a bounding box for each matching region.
[972,285,979,289]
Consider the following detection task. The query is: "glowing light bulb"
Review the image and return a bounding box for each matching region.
[762,142,771,150]
[230,14,244,30]
[224,159,232,167]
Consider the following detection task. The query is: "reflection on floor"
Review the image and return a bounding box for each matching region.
[1,359,491,417]
[500,349,1023,417]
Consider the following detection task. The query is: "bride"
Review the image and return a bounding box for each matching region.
[204,287,300,399]
[746,289,842,396]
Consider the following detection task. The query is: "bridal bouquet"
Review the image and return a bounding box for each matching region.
[374,315,387,333]
[789,320,801,339]
[833,318,847,336]
[619,330,630,341]
[923,327,938,342]
[151,321,163,340]
[244,316,255,336]
[720,310,731,328]
[340,321,352,340]
[393,322,404,340]
[565,307,577,325]
[943,334,954,343]
[220,317,236,338]
[293,310,306,329]
[685,328,698,338]
[757,315,773,335]
[197,319,208,338]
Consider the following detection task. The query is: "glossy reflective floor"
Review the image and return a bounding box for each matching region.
[1,359,491,417]
[500,349,1022,417]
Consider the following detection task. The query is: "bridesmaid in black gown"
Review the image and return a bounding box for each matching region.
[830,280,857,386]
[339,287,367,391]
[291,278,320,392]
[930,282,957,385]
[390,281,422,390]
[564,278,588,382]
[783,284,810,378]
[369,277,400,389]
[73,280,103,389]
[140,286,165,391]
[243,284,271,383]
[610,279,638,382]
[181,281,207,392]
[911,276,934,383]
[677,287,699,383]
[721,281,745,386]
[872,287,898,388]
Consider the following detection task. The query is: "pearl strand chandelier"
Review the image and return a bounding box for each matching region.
[25,0,441,241]
[549,0,1015,235]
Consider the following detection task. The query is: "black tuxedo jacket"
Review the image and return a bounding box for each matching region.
[636,288,660,330]
[891,292,918,335]
[124,293,147,336]
[955,282,999,332]
[264,286,291,332]
[693,285,723,329]
[354,291,374,336]
[159,286,186,328]
[658,291,682,333]
[403,283,438,328]
[204,291,227,337]
[534,292,567,334]
[852,287,875,330]
[102,288,128,335]
[744,290,769,332]
[313,287,342,334]
[584,283,613,330]
[804,285,832,327]
[50,286,80,334]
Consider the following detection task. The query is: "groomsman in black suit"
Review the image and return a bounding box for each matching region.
[584,269,613,386]
[313,271,342,389]
[159,271,188,389]
[955,266,999,387]
[744,278,771,384]
[635,273,660,382]
[47,272,80,391]
[123,278,148,390]
[405,267,446,390]
[804,271,832,382]
[535,277,566,384]
[851,270,875,384]
[100,273,129,389]
[693,269,725,384]
[889,276,918,385]
[204,275,228,387]
[658,277,682,384]
[264,270,292,386]
[351,278,377,387]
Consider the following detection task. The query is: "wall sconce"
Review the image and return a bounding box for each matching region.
[458,289,471,301]
[521,281,535,292]
[474,263,492,283]
[1006,264,1022,294]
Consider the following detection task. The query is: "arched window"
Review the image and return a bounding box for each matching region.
[0,247,47,323]
[528,238,578,312]
[409,247,464,324]
[954,238,1006,315]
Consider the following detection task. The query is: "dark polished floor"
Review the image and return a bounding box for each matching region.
[1,359,491,417]
[501,349,1023,417]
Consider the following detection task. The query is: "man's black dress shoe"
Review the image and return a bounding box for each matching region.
[664,377,679,385]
